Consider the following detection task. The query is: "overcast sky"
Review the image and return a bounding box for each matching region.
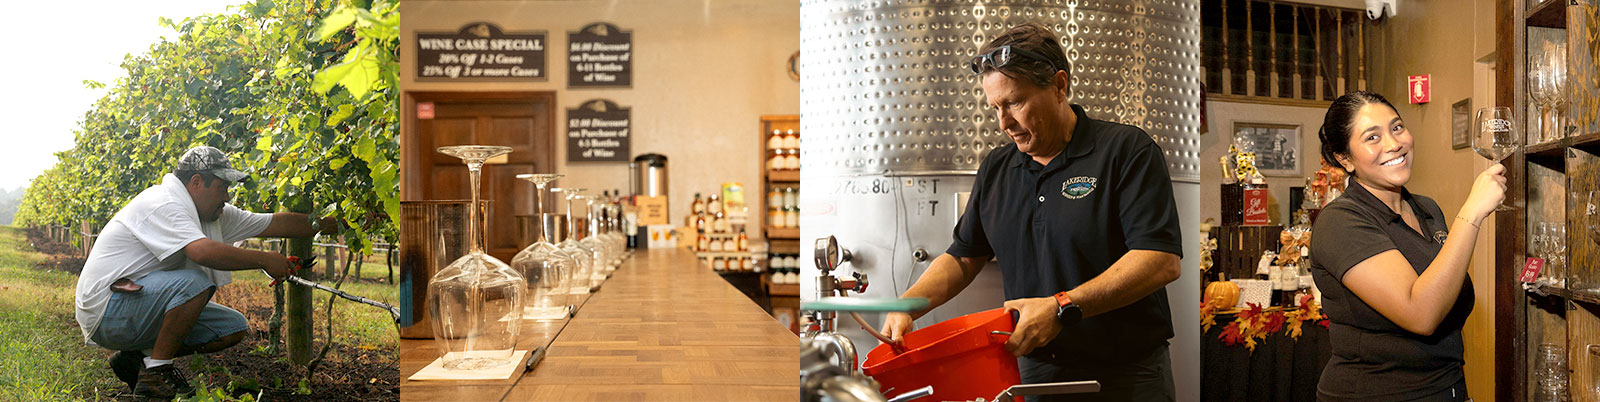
[0,0,249,191]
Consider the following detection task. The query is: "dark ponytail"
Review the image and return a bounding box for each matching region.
[1318,91,1400,171]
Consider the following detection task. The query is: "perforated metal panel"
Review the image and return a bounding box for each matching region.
[800,0,1202,182]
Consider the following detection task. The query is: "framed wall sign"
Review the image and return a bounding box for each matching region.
[416,22,547,81]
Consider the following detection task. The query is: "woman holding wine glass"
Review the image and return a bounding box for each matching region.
[1307,91,1507,401]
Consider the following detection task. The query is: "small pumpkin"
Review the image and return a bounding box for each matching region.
[1205,279,1241,310]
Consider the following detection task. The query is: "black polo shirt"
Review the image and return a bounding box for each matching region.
[1308,179,1473,401]
[946,104,1183,364]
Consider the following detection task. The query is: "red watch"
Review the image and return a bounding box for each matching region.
[1054,291,1082,326]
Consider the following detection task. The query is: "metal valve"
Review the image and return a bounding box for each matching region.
[843,271,869,294]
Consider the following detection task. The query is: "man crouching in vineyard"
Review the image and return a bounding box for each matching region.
[73,146,334,399]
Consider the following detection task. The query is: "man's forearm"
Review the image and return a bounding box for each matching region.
[187,238,280,272]
[900,253,986,319]
[260,212,337,238]
[1064,249,1180,318]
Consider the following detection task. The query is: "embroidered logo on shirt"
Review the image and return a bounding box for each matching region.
[1061,176,1098,199]
[1434,230,1448,244]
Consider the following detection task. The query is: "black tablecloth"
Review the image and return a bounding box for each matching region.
[1200,315,1333,402]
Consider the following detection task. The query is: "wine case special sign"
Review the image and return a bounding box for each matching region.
[567,99,631,162]
[568,22,632,88]
[416,22,547,81]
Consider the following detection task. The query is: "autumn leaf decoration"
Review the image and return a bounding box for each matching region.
[1215,297,1328,352]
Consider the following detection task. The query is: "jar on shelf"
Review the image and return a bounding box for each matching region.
[783,150,800,170]
[767,153,783,171]
[768,207,785,228]
[784,207,799,228]
[782,130,800,150]
[783,187,798,209]
[768,188,783,209]
[768,130,784,150]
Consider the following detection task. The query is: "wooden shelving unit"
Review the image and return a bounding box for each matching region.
[1497,2,1600,401]
[760,115,801,334]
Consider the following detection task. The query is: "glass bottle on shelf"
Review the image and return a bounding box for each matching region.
[556,187,597,296]
[511,173,574,320]
[768,188,783,209]
[691,192,706,215]
[428,145,525,371]
[697,232,710,252]
[714,211,729,233]
[736,228,748,251]
[693,213,708,234]
[783,187,798,209]
[784,206,799,228]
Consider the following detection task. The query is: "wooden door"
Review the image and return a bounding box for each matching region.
[404,92,557,263]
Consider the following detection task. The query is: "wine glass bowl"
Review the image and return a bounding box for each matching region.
[1473,107,1520,211]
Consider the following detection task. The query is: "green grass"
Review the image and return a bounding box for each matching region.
[0,227,398,401]
[0,226,124,401]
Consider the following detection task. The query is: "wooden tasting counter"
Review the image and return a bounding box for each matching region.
[399,247,798,401]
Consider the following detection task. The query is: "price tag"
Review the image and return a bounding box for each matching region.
[1519,257,1546,284]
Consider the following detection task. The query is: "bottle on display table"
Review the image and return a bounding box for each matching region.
[736,228,748,251]
[691,192,706,215]
[694,213,708,234]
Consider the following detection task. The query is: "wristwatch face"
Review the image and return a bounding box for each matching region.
[1057,303,1081,325]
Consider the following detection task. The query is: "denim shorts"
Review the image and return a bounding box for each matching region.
[91,268,249,352]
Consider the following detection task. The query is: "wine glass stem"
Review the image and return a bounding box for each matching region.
[535,184,546,243]
[469,161,484,253]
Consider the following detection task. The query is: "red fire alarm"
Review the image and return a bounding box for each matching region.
[417,102,435,120]
[1408,75,1431,104]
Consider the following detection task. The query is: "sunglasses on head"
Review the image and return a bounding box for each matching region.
[968,45,1062,75]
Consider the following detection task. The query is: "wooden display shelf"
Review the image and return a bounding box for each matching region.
[767,169,800,182]
[1527,283,1600,306]
[768,282,800,297]
[761,115,801,242]
[1527,0,1565,28]
[765,226,799,240]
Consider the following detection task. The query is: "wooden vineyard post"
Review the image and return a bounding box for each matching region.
[285,201,314,366]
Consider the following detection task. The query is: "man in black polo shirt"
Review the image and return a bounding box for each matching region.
[880,23,1183,401]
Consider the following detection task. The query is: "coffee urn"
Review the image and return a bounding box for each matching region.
[630,153,668,248]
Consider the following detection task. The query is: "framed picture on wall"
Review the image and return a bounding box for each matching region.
[1231,122,1301,176]
[1451,98,1471,150]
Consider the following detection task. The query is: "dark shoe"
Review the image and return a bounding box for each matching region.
[108,350,144,392]
[133,363,194,399]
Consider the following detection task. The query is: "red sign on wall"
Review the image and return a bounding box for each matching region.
[417,102,435,120]
[1408,75,1431,104]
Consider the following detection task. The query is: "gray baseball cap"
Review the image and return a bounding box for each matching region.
[176,146,249,183]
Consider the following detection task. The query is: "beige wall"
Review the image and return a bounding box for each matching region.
[399,0,800,229]
[1366,0,1500,398]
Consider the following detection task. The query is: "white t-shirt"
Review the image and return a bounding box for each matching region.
[74,174,272,345]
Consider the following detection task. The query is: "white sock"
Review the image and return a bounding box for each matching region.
[143,357,173,369]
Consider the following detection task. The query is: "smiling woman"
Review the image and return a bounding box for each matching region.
[1306,91,1507,402]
